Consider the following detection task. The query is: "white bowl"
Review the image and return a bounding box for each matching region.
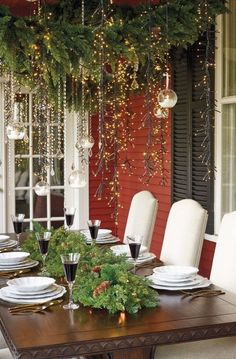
[7,276,56,292]
[153,265,199,280]
[0,235,10,243]
[0,251,30,264]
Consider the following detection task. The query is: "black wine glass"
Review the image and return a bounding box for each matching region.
[87,219,101,242]
[64,207,76,231]
[11,214,25,250]
[61,253,80,310]
[127,234,143,274]
[36,232,51,276]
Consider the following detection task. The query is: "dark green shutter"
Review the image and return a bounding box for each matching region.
[172,39,214,234]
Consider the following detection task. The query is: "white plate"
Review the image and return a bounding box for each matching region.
[111,244,148,256]
[0,259,39,271]
[0,235,10,243]
[6,283,59,296]
[0,286,66,304]
[0,240,17,248]
[148,274,206,287]
[2,284,64,299]
[80,229,112,238]
[153,265,199,280]
[86,236,120,244]
[7,276,55,292]
[127,253,156,264]
[0,251,30,264]
[147,276,211,291]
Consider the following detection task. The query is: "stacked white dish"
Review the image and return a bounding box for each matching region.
[111,244,156,264]
[0,234,17,250]
[0,251,39,271]
[147,265,211,290]
[0,276,66,304]
[80,229,120,244]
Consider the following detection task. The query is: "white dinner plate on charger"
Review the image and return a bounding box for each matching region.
[147,275,211,291]
[80,229,112,238]
[111,244,148,255]
[0,286,66,304]
[127,253,156,264]
[2,284,64,300]
[0,240,17,248]
[6,283,59,296]
[148,274,207,287]
[0,259,39,271]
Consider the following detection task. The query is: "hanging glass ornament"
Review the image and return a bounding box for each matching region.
[153,104,169,118]
[6,122,26,140]
[34,180,50,196]
[158,89,178,108]
[80,134,95,149]
[68,170,86,188]
[56,149,64,160]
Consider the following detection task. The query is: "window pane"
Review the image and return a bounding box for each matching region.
[51,158,64,186]
[221,104,236,216]
[15,189,30,218]
[15,159,29,187]
[51,189,64,217]
[34,194,47,218]
[223,0,236,97]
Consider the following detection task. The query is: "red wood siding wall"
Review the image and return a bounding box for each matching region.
[89,114,116,234]
[116,95,171,256]
[88,0,215,277]
[89,99,216,277]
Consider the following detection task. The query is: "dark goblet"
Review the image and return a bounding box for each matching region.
[11,214,25,250]
[64,207,76,231]
[36,232,51,276]
[61,253,80,310]
[87,219,101,242]
[127,234,143,274]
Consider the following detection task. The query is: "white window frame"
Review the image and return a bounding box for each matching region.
[0,85,89,233]
[215,10,236,236]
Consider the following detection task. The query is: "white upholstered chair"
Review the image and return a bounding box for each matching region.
[0,348,13,358]
[160,199,208,267]
[155,210,236,359]
[123,190,158,250]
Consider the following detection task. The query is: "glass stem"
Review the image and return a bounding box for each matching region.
[68,282,74,305]
[16,234,20,248]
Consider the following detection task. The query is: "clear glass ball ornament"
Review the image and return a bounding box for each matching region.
[6,122,26,140]
[34,180,50,196]
[157,89,178,108]
[153,104,169,118]
[68,170,87,188]
[78,135,95,149]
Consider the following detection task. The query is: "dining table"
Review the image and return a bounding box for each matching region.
[0,236,236,358]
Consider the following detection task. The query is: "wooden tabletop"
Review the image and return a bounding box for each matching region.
[1,282,236,359]
[0,234,236,358]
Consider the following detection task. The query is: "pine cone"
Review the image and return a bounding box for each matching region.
[92,266,101,274]
[93,281,110,297]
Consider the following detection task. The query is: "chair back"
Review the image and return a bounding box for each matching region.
[160,199,208,267]
[123,191,158,250]
[210,211,236,294]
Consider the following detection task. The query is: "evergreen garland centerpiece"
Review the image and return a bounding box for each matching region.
[22,223,159,314]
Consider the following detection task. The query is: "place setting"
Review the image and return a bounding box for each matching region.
[111,234,156,271]
[147,265,212,291]
[0,276,66,313]
[0,234,17,252]
[80,219,120,244]
[0,251,39,273]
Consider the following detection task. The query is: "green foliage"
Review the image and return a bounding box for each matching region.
[22,224,159,314]
[0,0,228,110]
